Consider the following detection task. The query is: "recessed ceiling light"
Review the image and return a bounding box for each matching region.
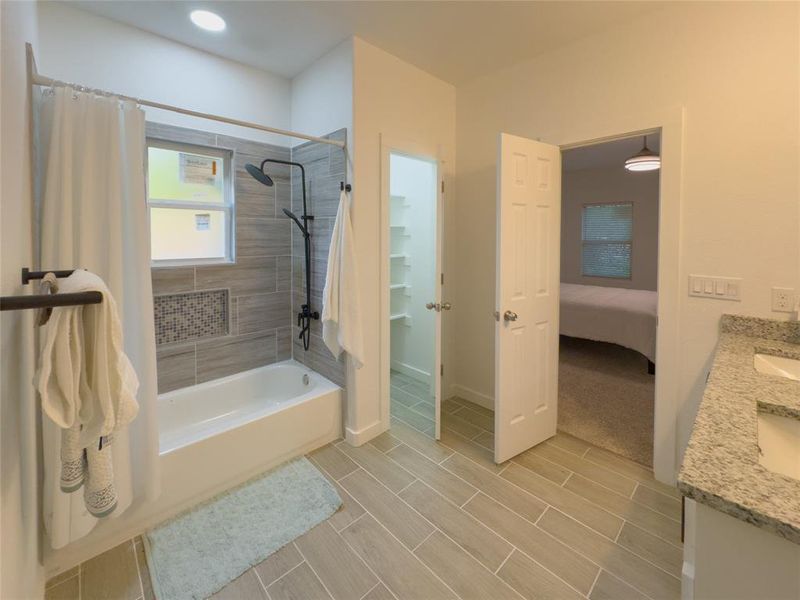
[190,10,226,32]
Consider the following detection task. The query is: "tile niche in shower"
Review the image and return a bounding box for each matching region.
[154,289,229,346]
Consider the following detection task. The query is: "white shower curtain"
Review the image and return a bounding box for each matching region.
[37,86,160,548]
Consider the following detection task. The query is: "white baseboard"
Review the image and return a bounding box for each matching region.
[449,384,494,411]
[390,360,431,386]
[345,418,386,446]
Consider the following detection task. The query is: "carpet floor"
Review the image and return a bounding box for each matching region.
[558,335,654,466]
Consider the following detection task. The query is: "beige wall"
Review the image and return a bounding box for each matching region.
[349,38,456,442]
[454,2,799,460]
[0,2,45,598]
[561,167,659,291]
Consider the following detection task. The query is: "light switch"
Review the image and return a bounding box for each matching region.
[689,275,742,302]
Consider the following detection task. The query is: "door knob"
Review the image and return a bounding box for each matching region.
[503,310,518,322]
[441,302,452,311]
[426,302,440,311]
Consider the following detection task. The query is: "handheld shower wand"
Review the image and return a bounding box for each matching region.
[245,159,318,351]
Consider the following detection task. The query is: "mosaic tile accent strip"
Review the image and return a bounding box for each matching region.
[154,289,228,345]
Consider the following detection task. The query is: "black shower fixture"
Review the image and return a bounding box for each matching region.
[245,158,318,351]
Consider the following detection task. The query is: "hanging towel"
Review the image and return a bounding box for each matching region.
[322,189,364,368]
[35,270,139,516]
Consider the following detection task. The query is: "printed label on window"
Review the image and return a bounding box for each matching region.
[195,213,211,231]
[180,153,217,185]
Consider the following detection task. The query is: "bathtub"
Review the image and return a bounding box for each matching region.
[45,359,343,575]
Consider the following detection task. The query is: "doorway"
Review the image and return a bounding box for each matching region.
[381,145,443,440]
[558,133,661,466]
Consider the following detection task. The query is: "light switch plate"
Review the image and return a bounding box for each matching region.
[688,275,742,301]
[771,288,796,313]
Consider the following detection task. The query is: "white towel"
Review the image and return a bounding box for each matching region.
[35,270,139,516]
[322,189,364,368]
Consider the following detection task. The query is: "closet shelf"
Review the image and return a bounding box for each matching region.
[390,254,408,259]
[390,313,409,321]
[389,283,411,290]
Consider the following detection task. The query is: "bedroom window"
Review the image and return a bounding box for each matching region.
[146,140,234,265]
[581,202,632,279]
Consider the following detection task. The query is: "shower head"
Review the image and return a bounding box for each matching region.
[245,163,274,187]
[282,208,309,237]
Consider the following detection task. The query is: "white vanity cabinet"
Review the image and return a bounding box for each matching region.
[682,499,800,600]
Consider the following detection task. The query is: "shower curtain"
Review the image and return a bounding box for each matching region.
[37,86,160,548]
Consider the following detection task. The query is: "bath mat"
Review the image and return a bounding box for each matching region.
[144,457,341,600]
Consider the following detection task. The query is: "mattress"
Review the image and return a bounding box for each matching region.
[559,283,657,362]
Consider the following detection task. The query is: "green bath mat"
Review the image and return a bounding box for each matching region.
[144,457,341,600]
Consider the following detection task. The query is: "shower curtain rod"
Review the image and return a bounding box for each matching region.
[30,70,346,150]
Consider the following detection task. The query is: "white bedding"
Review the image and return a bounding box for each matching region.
[560,283,657,362]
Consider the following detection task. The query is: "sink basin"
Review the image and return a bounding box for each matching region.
[758,412,800,480]
[754,353,800,381]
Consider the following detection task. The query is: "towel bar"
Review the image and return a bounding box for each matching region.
[0,267,102,311]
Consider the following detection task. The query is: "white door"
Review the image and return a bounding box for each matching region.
[494,133,561,463]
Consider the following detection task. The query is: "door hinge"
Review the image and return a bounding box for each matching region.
[441,273,444,285]
[440,364,444,376]
[441,180,445,193]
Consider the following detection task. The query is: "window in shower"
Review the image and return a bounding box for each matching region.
[146,139,234,265]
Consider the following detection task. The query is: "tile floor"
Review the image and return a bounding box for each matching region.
[47,390,682,600]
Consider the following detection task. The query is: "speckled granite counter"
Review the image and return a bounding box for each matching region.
[678,315,800,544]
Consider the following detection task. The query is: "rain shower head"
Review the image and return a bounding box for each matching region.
[245,163,274,187]
[282,208,309,237]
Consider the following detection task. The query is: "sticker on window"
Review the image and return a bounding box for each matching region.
[180,153,217,185]
[195,213,211,231]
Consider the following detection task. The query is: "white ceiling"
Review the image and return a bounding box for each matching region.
[66,1,662,84]
[562,133,661,172]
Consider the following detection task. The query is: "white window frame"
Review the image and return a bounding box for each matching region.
[146,138,235,267]
[580,201,633,280]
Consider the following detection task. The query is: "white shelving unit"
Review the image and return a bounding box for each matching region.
[390,195,411,327]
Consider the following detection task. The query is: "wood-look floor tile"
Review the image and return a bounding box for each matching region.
[309,444,358,480]
[46,567,79,590]
[497,550,584,600]
[590,571,649,600]
[387,444,476,505]
[253,543,304,587]
[134,539,155,600]
[632,484,682,519]
[442,412,484,439]
[534,442,637,496]
[338,469,433,549]
[472,430,494,451]
[399,481,512,572]
[336,442,416,493]
[391,403,435,436]
[414,531,521,600]
[340,515,458,600]
[584,447,680,500]
[370,431,401,453]
[295,522,377,600]
[442,398,467,414]
[362,583,397,600]
[463,493,599,596]
[81,541,141,600]
[511,448,572,485]
[409,401,435,420]
[616,522,683,577]
[439,429,507,474]
[452,405,494,432]
[538,508,681,600]
[501,463,623,540]
[326,479,366,532]
[391,386,423,408]
[402,380,431,399]
[457,400,494,419]
[548,432,592,456]
[267,562,331,600]
[564,474,681,544]
[44,576,79,600]
[390,420,453,463]
[213,570,268,600]
[390,371,417,388]
[440,453,546,523]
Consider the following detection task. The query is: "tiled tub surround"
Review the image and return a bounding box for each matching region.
[148,122,293,392]
[153,289,229,345]
[289,129,348,388]
[678,315,800,544]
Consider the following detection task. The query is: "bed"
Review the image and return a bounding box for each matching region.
[559,283,658,367]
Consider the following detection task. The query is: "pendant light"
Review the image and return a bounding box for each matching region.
[624,135,660,172]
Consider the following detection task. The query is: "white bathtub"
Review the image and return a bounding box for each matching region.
[158,359,341,454]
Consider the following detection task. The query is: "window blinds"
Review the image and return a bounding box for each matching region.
[581,203,632,278]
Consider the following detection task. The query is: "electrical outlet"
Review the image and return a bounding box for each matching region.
[771,287,796,313]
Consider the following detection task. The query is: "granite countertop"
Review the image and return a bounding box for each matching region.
[678,315,800,544]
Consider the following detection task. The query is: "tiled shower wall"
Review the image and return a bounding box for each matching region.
[290,130,348,388]
[149,122,293,393]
